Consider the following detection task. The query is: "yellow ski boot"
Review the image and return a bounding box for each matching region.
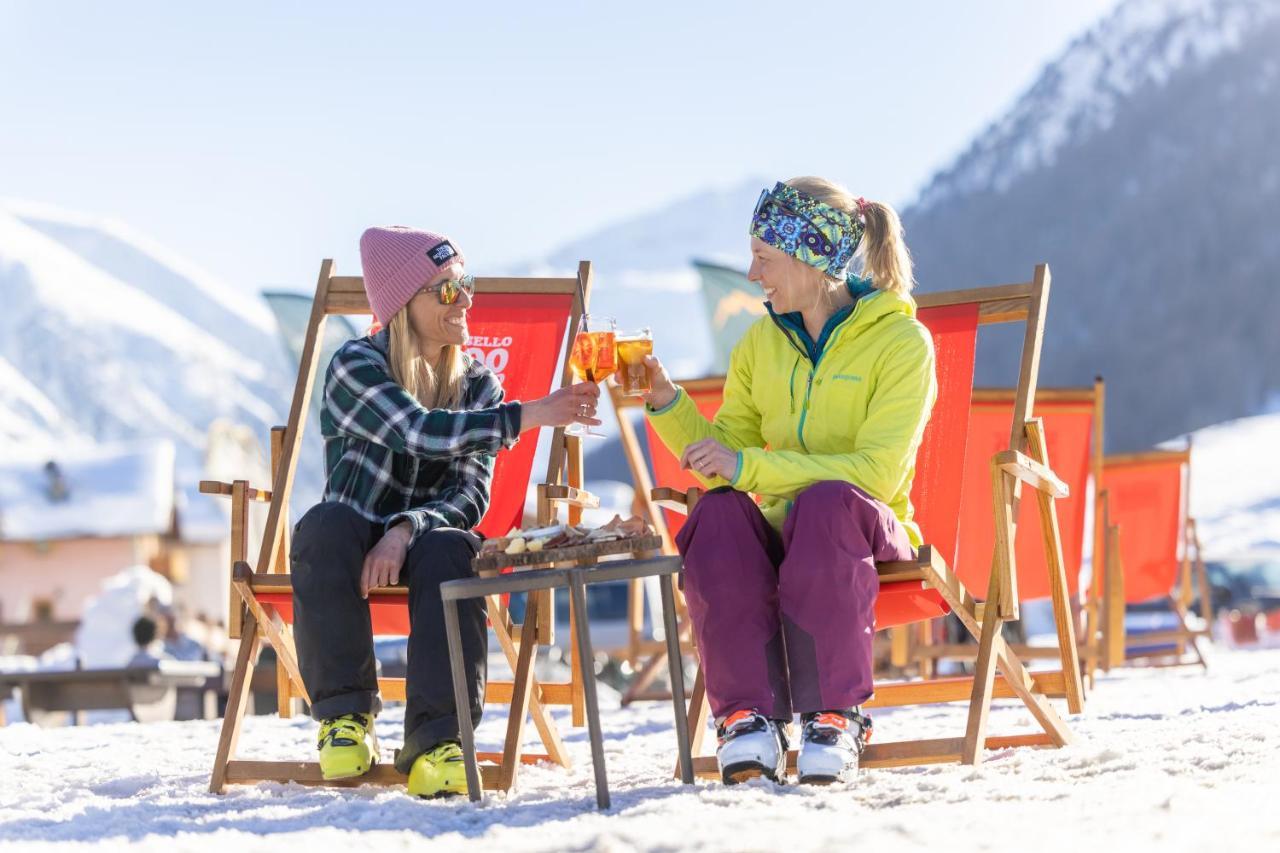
[317,713,379,780]
[407,741,468,798]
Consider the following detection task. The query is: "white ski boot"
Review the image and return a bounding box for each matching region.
[796,709,871,785]
[716,709,789,785]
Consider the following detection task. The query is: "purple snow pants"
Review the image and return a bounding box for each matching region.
[676,481,915,721]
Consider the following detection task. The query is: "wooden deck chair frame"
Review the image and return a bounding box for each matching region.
[1094,448,1211,672]
[653,265,1084,774]
[607,377,716,704]
[913,380,1104,691]
[201,259,601,793]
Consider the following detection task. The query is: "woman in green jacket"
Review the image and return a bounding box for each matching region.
[643,177,936,785]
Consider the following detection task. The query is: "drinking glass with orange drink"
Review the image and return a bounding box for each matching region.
[615,327,653,396]
[566,314,617,438]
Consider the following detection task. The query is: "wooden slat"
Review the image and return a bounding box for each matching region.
[1024,419,1085,714]
[1125,629,1210,647]
[323,293,372,314]
[866,672,1068,707]
[915,282,1033,310]
[989,456,1020,620]
[327,275,581,297]
[543,484,600,510]
[270,428,290,574]
[485,596,571,769]
[228,481,249,639]
[231,566,311,705]
[687,733,1056,777]
[876,560,926,583]
[1084,376,1106,684]
[977,300,1031,324]
[376,677,574,705]
[252,260,332,583]
[208,617,260,793]
[972,387,1098,404]
[1105,515,1126,670]
[916,548,1074,756]
[995,449,1070,498]
[925,642,1088,660]
[223,760,502,789]
[199,480,273,502]
[610,382,675,555]
[498,594,541,791]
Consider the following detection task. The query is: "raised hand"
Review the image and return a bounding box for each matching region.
[640,354,678,410]
[521,381,602,431]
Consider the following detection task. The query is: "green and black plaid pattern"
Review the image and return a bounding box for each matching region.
[319,330,522,545]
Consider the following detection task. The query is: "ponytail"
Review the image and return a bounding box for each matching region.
[785,176,916,294]
[857,200,915,295]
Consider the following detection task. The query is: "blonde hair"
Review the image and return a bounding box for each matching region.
[386,309,468,409]
[785,176,915,294]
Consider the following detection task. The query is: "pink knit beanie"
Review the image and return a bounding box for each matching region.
[358,226,466,323]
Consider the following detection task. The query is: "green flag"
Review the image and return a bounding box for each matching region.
[262,291,362,420]
[693,259,765,374]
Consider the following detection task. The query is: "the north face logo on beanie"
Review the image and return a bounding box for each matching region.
[428,241,458,266]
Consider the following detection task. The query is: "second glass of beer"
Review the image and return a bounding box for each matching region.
[616,327,653,396]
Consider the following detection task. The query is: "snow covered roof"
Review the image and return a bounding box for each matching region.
[0,440,175,541]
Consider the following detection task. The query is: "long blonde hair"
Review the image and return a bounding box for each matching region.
[785,176,915,295]
[386,309,468,409]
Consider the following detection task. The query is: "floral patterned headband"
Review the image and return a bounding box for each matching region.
[749,182,865,279]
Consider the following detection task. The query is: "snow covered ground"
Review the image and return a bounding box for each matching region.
[1,646,1277,851]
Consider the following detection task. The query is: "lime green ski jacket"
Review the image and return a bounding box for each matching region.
[647,288,937,545]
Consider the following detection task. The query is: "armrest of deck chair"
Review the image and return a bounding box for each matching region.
[650,487,705,514]
[992,450,1070,499]
[199,480,274,503]
[542,485,601,509]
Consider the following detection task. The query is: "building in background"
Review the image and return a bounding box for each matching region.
[0,441,176,623]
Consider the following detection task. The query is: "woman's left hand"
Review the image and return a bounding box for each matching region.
[361,523,411,598]
[680,438,738,481]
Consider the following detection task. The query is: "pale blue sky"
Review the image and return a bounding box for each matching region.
[0,0,1121,294]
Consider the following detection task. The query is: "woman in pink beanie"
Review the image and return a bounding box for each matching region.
[289,225,600,798]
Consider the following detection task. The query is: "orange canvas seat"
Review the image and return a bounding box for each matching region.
[251,288,574,638]
[916,384,1104,684]
[1097,449,1210,669]
[634,299,980,632]
[954,390,1098,600]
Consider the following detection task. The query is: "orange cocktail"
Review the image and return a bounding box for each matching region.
[566,315,616,438]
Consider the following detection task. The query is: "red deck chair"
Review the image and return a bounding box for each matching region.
[202,260,602,794]
[610,323,970,699]
[919,383,1102,689]
[1098,449,1210,670]
[654,267,1082,774]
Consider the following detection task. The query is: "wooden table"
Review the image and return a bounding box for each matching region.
[443,537,693,809]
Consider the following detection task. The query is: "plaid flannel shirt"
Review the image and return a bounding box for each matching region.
[320,330,522,545]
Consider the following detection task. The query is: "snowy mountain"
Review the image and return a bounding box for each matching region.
[914,0,1280,211]
[0,203,319,526]
[531,180,766,276]
[525,0,1280,455]
[904,0,1280,451]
